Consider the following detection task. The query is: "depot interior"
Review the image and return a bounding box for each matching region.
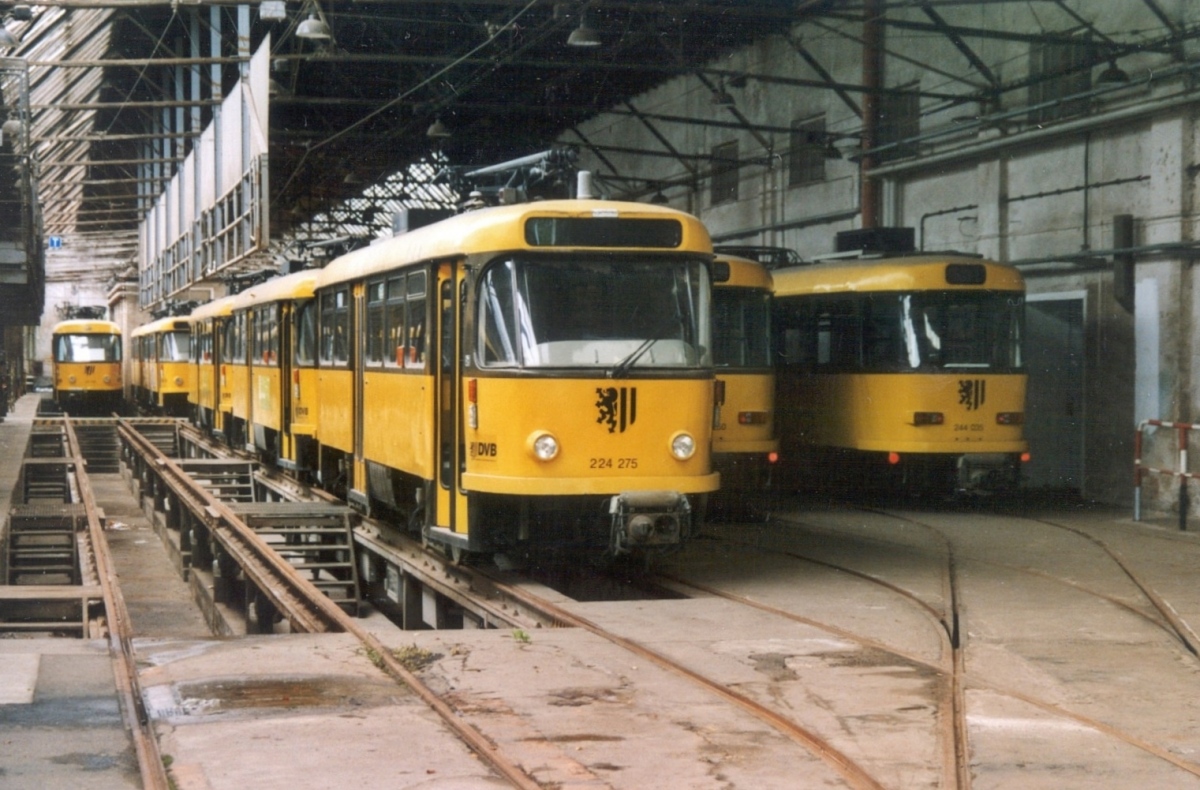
[0,0,1195,509]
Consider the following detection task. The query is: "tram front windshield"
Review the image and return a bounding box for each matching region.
[160,331,191,362]
[777,290,1023,373]
[479,257,711,370]
[54,333,121,363]
[712,287,771,369]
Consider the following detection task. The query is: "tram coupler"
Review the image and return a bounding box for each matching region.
[608,490,691,555]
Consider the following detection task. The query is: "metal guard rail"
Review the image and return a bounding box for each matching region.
[116,420,345,634]
[1134,419,1200,529]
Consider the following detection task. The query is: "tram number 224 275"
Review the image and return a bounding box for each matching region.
[590,457,639,469]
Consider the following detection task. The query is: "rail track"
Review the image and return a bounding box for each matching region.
[91,414,1200,787]
[138,419,889,787]
[60,415,171,790]
[721,501,1200,786]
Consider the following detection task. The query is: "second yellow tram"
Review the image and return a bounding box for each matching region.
[710,251,778,514]
[772,252,1028,493]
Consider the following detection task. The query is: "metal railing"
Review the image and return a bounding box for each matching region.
[1134,419,1200,529]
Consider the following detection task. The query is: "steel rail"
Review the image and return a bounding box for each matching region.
[477,567,887,790]
[118,421,340,634]
[122,420,543,789]
[62,417,171,790]
[178,422,568,632]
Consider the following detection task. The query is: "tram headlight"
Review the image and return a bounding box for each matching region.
[68,375,76,384]
[670,431,696,460]
[102,375,112,384]
[529,432,559,461]
[174,376,184,386]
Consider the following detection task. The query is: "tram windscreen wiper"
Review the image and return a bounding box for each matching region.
[608,335,660,379]
[608,313,684,379]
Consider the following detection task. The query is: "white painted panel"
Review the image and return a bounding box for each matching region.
[1135,278,1160,423]
[219,79,243,191]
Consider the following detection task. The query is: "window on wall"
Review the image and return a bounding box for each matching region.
[877,85,920,162]
[710,140,739,205]
[1030,36,1093,123]
[789,116,826,186]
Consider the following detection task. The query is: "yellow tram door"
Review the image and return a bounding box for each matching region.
[351,282,368,504]
[433,261,469,536]
[278,302,294,461]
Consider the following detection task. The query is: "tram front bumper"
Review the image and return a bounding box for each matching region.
[609,490,691,555]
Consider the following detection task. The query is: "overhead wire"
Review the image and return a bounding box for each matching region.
[272,0,540,201]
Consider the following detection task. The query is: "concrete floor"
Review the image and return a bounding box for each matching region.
[5,393,1200,788]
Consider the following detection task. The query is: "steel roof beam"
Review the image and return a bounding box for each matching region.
[621,99,698,179]
[784,35,862,119]
[920,4,999,89]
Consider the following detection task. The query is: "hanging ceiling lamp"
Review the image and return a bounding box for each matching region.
[567,13,600,47]
[297,13,332,41]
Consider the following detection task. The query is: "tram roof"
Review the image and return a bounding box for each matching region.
[714,254,773,291]
[188,293,240,321]
[131,316,192,337]
[771,254,1025,296]
[51,319,121,335]
[316,199,713,287]
[232,269,321,310]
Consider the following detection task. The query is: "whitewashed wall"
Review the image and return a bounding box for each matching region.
[567,0,1200,509]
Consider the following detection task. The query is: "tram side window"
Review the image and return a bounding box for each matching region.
[366,280,386,367]
[223,314,246,364]
[406,271,427,369]
[295,300,316,366]
[384,270,427,369]
[246,313,259,363]
[250,311,262,364]
[250,308,279,366]
[266,306,279,365]
[195,324,212,363]
[319,288,350,366]
[479,262,518,366]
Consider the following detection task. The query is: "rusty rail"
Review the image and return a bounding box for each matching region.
[117,419,344,633]
[62,416,171,790]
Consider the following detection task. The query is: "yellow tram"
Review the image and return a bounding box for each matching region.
[188,294,239,435]
[129,316,192,416]
[710,251,778,512]
[228,269,321,472]
[314,198,721,559]
[772,252,1028,492]
[50,319,123,415]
